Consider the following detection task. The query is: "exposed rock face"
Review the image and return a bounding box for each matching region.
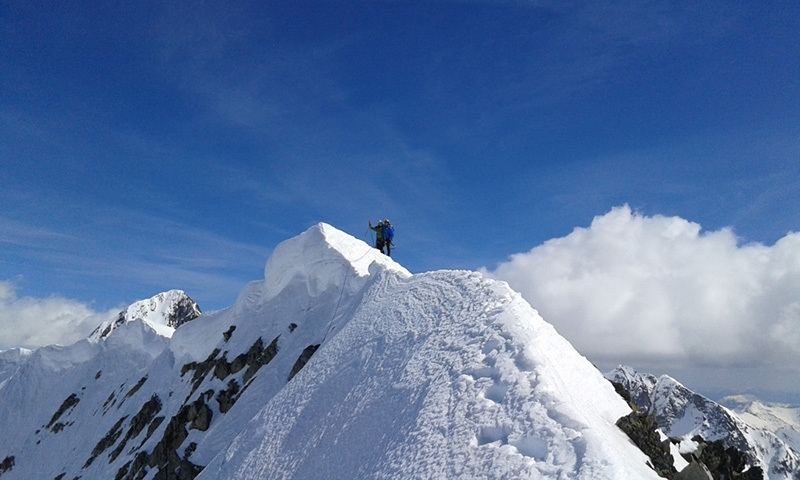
[691,438,764,480]
[616,411,676,478]
[674,461,712,480]
[288,344,320,381]
[0,456,14,476]
[615,408,766,480]
[46,393,80,432]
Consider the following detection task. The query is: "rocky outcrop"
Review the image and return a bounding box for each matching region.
[180,336,280,400]
[674,461,712,480]
[0,456,13,477]
[616,412,677,478]
[288,344,320,381]
[43,393,82,434]
[615,410,765,479]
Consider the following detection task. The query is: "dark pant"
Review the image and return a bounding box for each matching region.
[375,238,385,253]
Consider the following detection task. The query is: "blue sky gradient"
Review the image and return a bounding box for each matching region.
[2,1,799,399]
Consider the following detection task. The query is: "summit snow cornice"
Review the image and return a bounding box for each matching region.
[260,222,411,301]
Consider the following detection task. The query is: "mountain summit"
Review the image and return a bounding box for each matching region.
[1,224,660,479]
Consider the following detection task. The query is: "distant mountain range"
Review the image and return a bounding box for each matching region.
[0,224,796,479]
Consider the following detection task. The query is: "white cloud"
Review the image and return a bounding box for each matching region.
[0,281,116,350]
[484,205,800,375]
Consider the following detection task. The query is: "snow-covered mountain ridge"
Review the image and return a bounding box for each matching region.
[0,223,783,479]
[607,365,800,480]
[0,290,199,387]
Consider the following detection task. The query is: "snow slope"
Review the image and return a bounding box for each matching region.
[0,223,659,479]
[0,347,31,388]
[193,224,659,479]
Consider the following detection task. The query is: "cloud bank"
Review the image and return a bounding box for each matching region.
[0,281,116,350]
[484,205,800,374]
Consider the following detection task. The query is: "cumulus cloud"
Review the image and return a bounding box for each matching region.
[0,281,117,349]
[484,205,800,373]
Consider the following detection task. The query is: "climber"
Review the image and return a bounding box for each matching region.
[368,219,386,254]
[382,219,394,257]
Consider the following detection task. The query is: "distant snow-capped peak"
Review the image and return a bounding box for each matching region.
[722,395,800,454]
[607,365,800,479]
[88,289,201,341]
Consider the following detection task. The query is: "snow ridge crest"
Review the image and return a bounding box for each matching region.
[260,223,410,301]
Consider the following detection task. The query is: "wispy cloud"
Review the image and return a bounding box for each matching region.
[0,217,78,247]
[0,198,269,310]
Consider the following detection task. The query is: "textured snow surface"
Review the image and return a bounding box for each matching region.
[0,224,660,479]
[196,224,658,479]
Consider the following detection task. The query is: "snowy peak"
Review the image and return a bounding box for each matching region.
[1,225,708,479]
[607,365,743,440]
[89,290,201,341]
[260,222,410,301]
[607,364,659,412]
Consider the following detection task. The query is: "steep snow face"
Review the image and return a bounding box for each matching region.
[607,366,800,480]
[0,319,172,480]
[193,226,658,480]
[89,289,201,341]
[169,223,410,364]
[0,348,32,387]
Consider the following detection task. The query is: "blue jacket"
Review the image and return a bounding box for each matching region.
[382,224,394,242]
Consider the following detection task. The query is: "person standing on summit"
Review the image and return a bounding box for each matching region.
[382,219,394,257]
[369,219,385,254]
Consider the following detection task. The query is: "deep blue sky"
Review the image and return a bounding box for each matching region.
[2,0,799,313]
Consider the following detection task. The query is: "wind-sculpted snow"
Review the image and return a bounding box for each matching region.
[0,224,660,479]
[199,261,658,479]
[261,222,411,301]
